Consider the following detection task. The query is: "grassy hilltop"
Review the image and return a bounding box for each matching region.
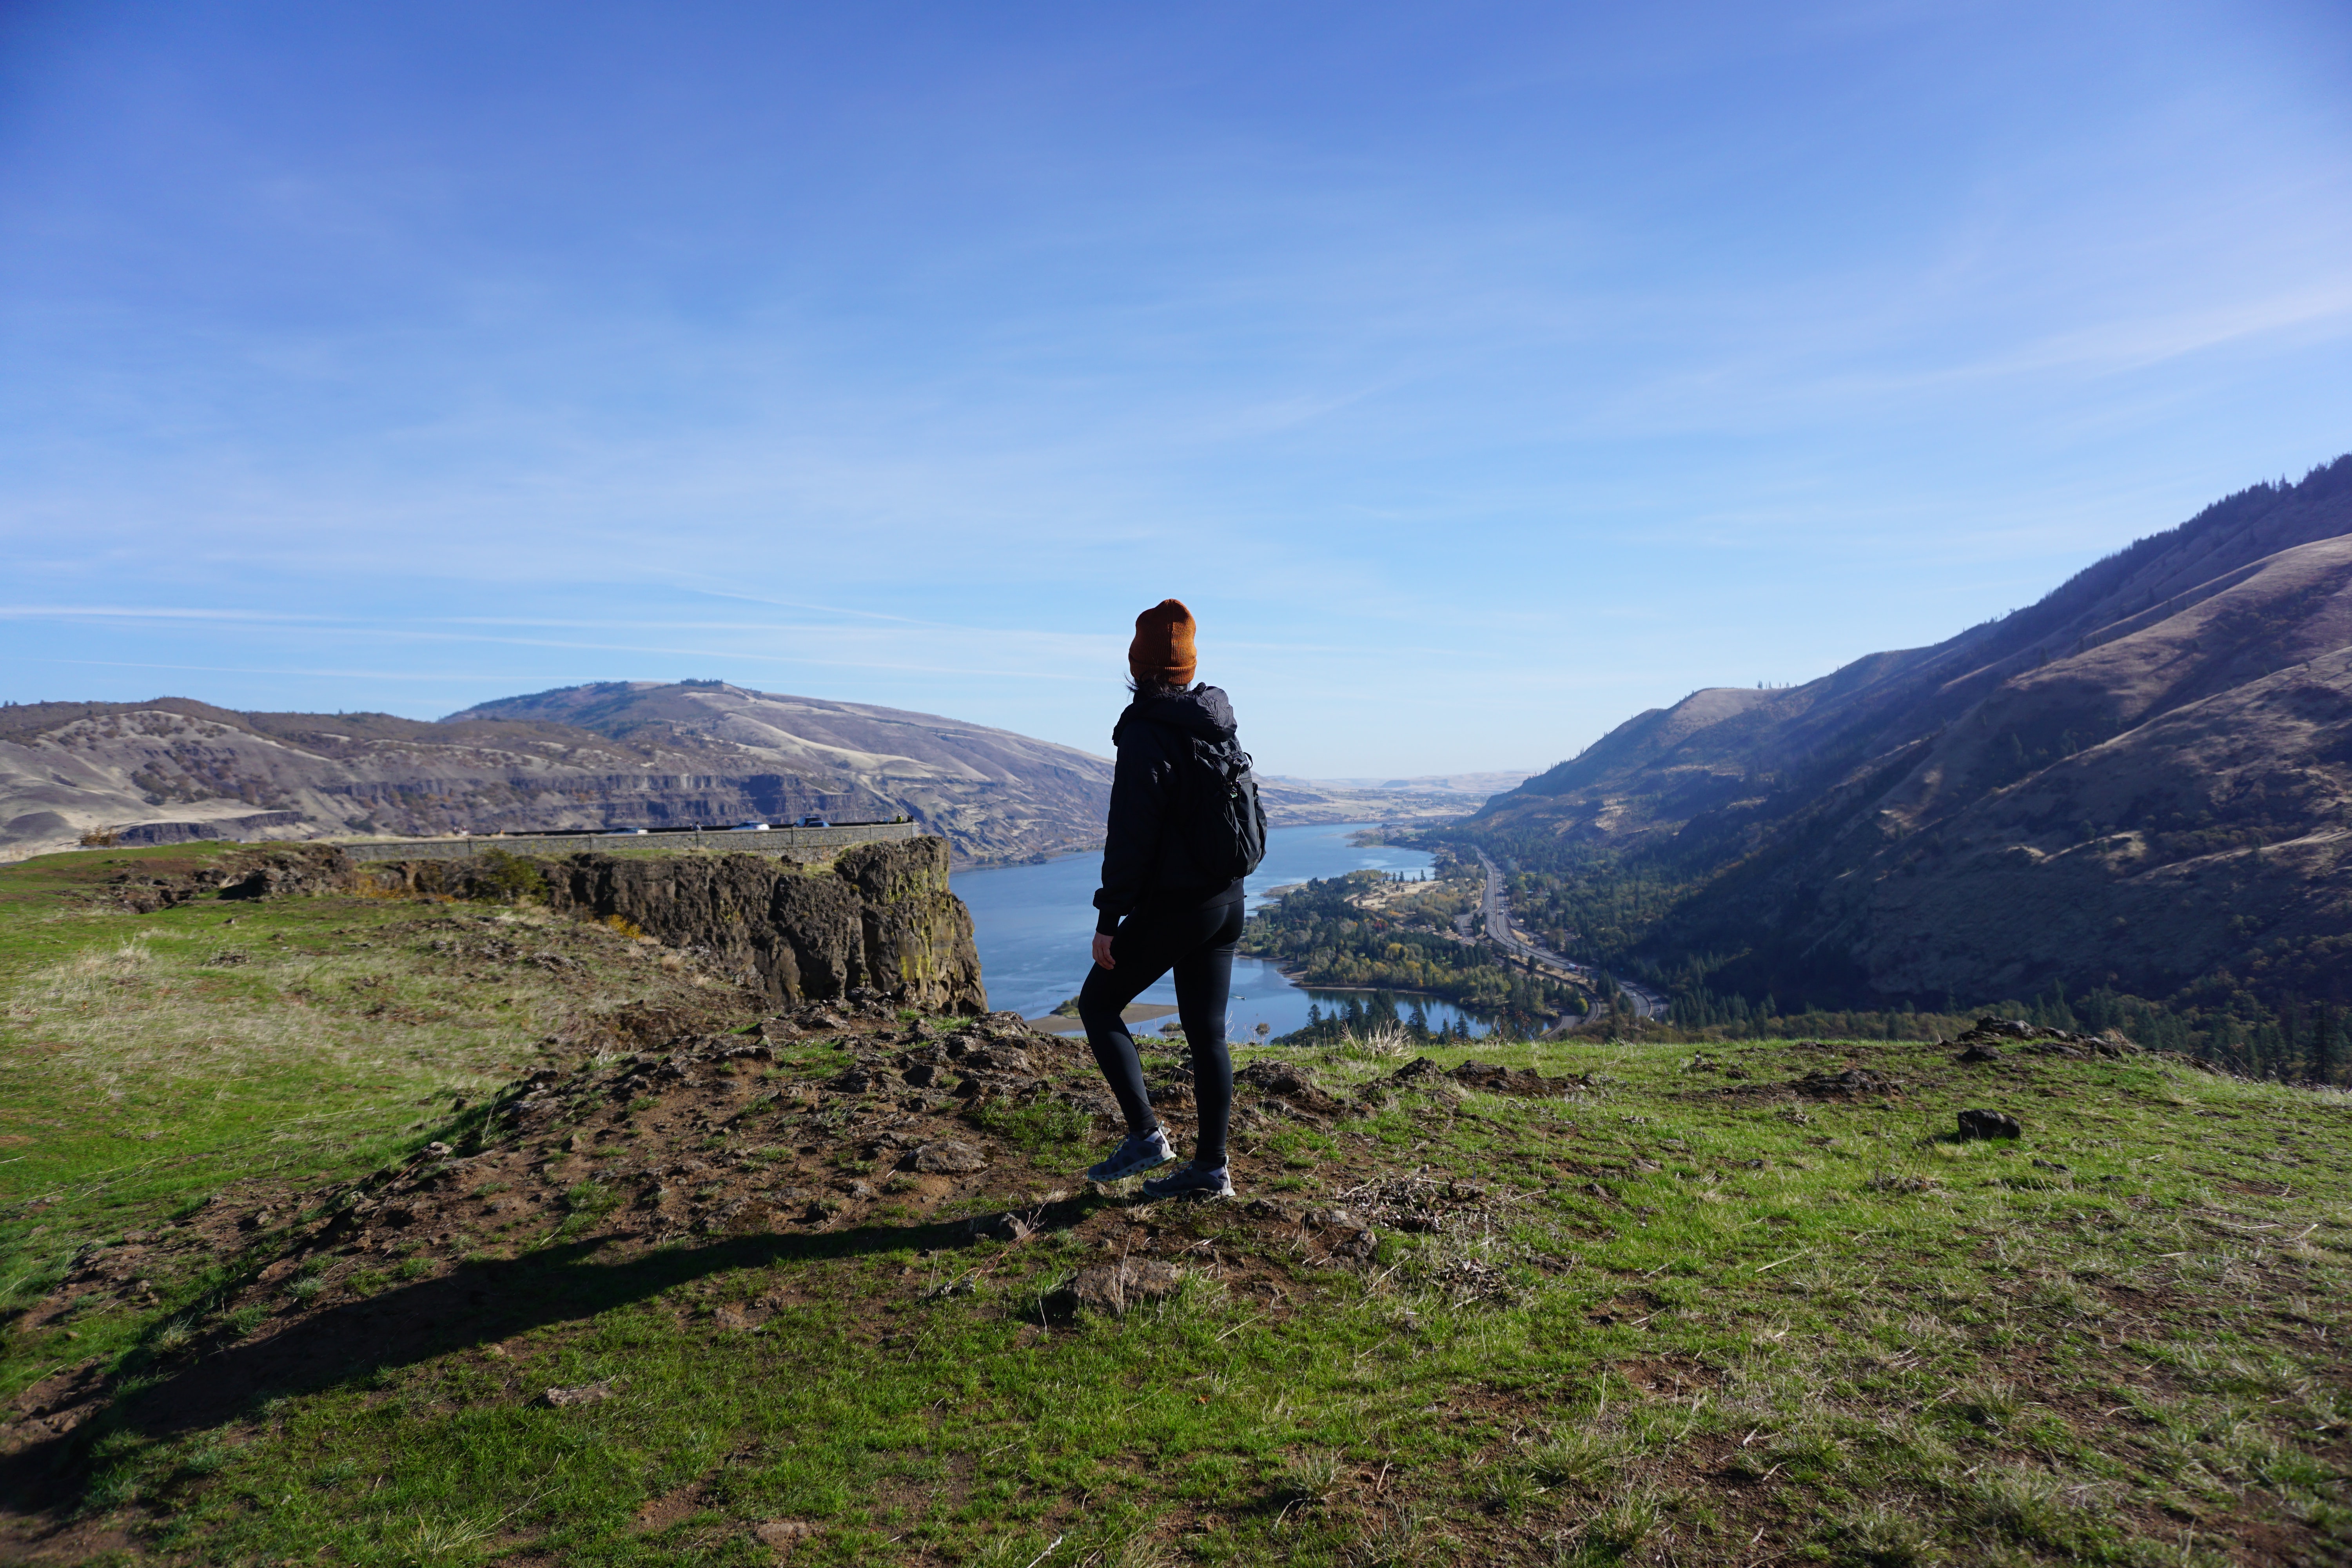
[4,847,2351,1565]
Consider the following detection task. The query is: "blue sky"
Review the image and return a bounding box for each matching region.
[3,1,2348,777]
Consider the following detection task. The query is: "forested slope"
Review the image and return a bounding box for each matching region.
[1458,456,2352,1021]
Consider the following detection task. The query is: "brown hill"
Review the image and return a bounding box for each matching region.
[0,682,1116,866]
[1468,454,2352,1009]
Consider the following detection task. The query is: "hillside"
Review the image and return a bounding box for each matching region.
[0,682,1118,867]
[4,844,2349,1564]
[0,680,1461,871]
[1463,456,2352,1013]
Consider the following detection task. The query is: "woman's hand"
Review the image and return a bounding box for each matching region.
[1091,933,1116,970]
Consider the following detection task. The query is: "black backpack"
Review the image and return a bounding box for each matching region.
[1154,723,1269,882]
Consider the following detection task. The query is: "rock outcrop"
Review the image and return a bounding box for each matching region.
[372,839,986,1013]
[103,836,987,1014]
[104,844,359,913]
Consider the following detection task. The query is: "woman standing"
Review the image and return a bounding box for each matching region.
[1080,599,1253,1200]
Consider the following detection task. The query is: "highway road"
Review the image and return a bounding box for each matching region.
[1471,847,1669,1025]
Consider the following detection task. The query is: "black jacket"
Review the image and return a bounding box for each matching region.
[1093,684,1246,933]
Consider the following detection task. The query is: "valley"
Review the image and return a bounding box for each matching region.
[1430,456,2352,1071]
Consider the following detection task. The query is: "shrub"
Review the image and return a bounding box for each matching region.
[471,850,546,904]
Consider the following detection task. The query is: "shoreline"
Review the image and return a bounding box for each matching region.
[1254,958,1501,1015]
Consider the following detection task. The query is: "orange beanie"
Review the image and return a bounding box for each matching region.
[1128,598,1198,688]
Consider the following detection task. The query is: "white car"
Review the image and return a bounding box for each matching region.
[731,822,770,832]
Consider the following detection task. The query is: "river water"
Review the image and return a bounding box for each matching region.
[950,820,1494,1041]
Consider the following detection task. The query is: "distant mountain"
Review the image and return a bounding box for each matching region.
[1465,455,2352,1011]
[0,682,1117,866]
[1296,771,1535,796]
[448,682,1119,863]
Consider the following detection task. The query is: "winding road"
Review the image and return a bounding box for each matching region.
[1471,847,1668,1025]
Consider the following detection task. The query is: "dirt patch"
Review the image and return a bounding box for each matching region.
[1443,1059,1589,1097]
[1235,1059,1350,1118]
[3,1004,1458,1504]
[632,1477,715,1534]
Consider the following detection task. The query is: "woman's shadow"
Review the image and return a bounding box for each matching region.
[4,1192,1104,1512]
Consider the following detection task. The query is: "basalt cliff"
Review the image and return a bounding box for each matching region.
[112,836,986,1014]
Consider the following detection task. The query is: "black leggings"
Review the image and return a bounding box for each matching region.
[1078,897,1243,1167]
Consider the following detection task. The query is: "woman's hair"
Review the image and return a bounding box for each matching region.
[1127,673,1189,699]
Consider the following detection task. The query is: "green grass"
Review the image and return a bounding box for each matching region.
[0,845,707,1401]
[968,1099,1096,1163]
[4,846,2350,1564]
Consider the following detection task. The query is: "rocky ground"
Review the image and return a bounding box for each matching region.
[5,846,2351,1565]
[6,1007,1600,1468]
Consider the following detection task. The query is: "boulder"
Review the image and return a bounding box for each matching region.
[544,1378,616,1407]
[909,1140,989,1174]
[950,1043,1033,1076]
[1957,1108,2023,1140]
[1790,1067,1899,1098]
[1064,1259,1182,1314]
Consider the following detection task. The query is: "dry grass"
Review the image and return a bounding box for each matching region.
[9,930,525,1100]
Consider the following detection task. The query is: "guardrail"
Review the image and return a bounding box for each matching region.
[339,820,920,863]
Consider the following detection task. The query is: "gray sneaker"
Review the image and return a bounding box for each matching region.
[1141,1162,1234,1202]
[1087,1130,1176,1183]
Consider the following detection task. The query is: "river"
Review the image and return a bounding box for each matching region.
[950,820,1494,1041]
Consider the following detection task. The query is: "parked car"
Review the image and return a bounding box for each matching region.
[797,814,830,828]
